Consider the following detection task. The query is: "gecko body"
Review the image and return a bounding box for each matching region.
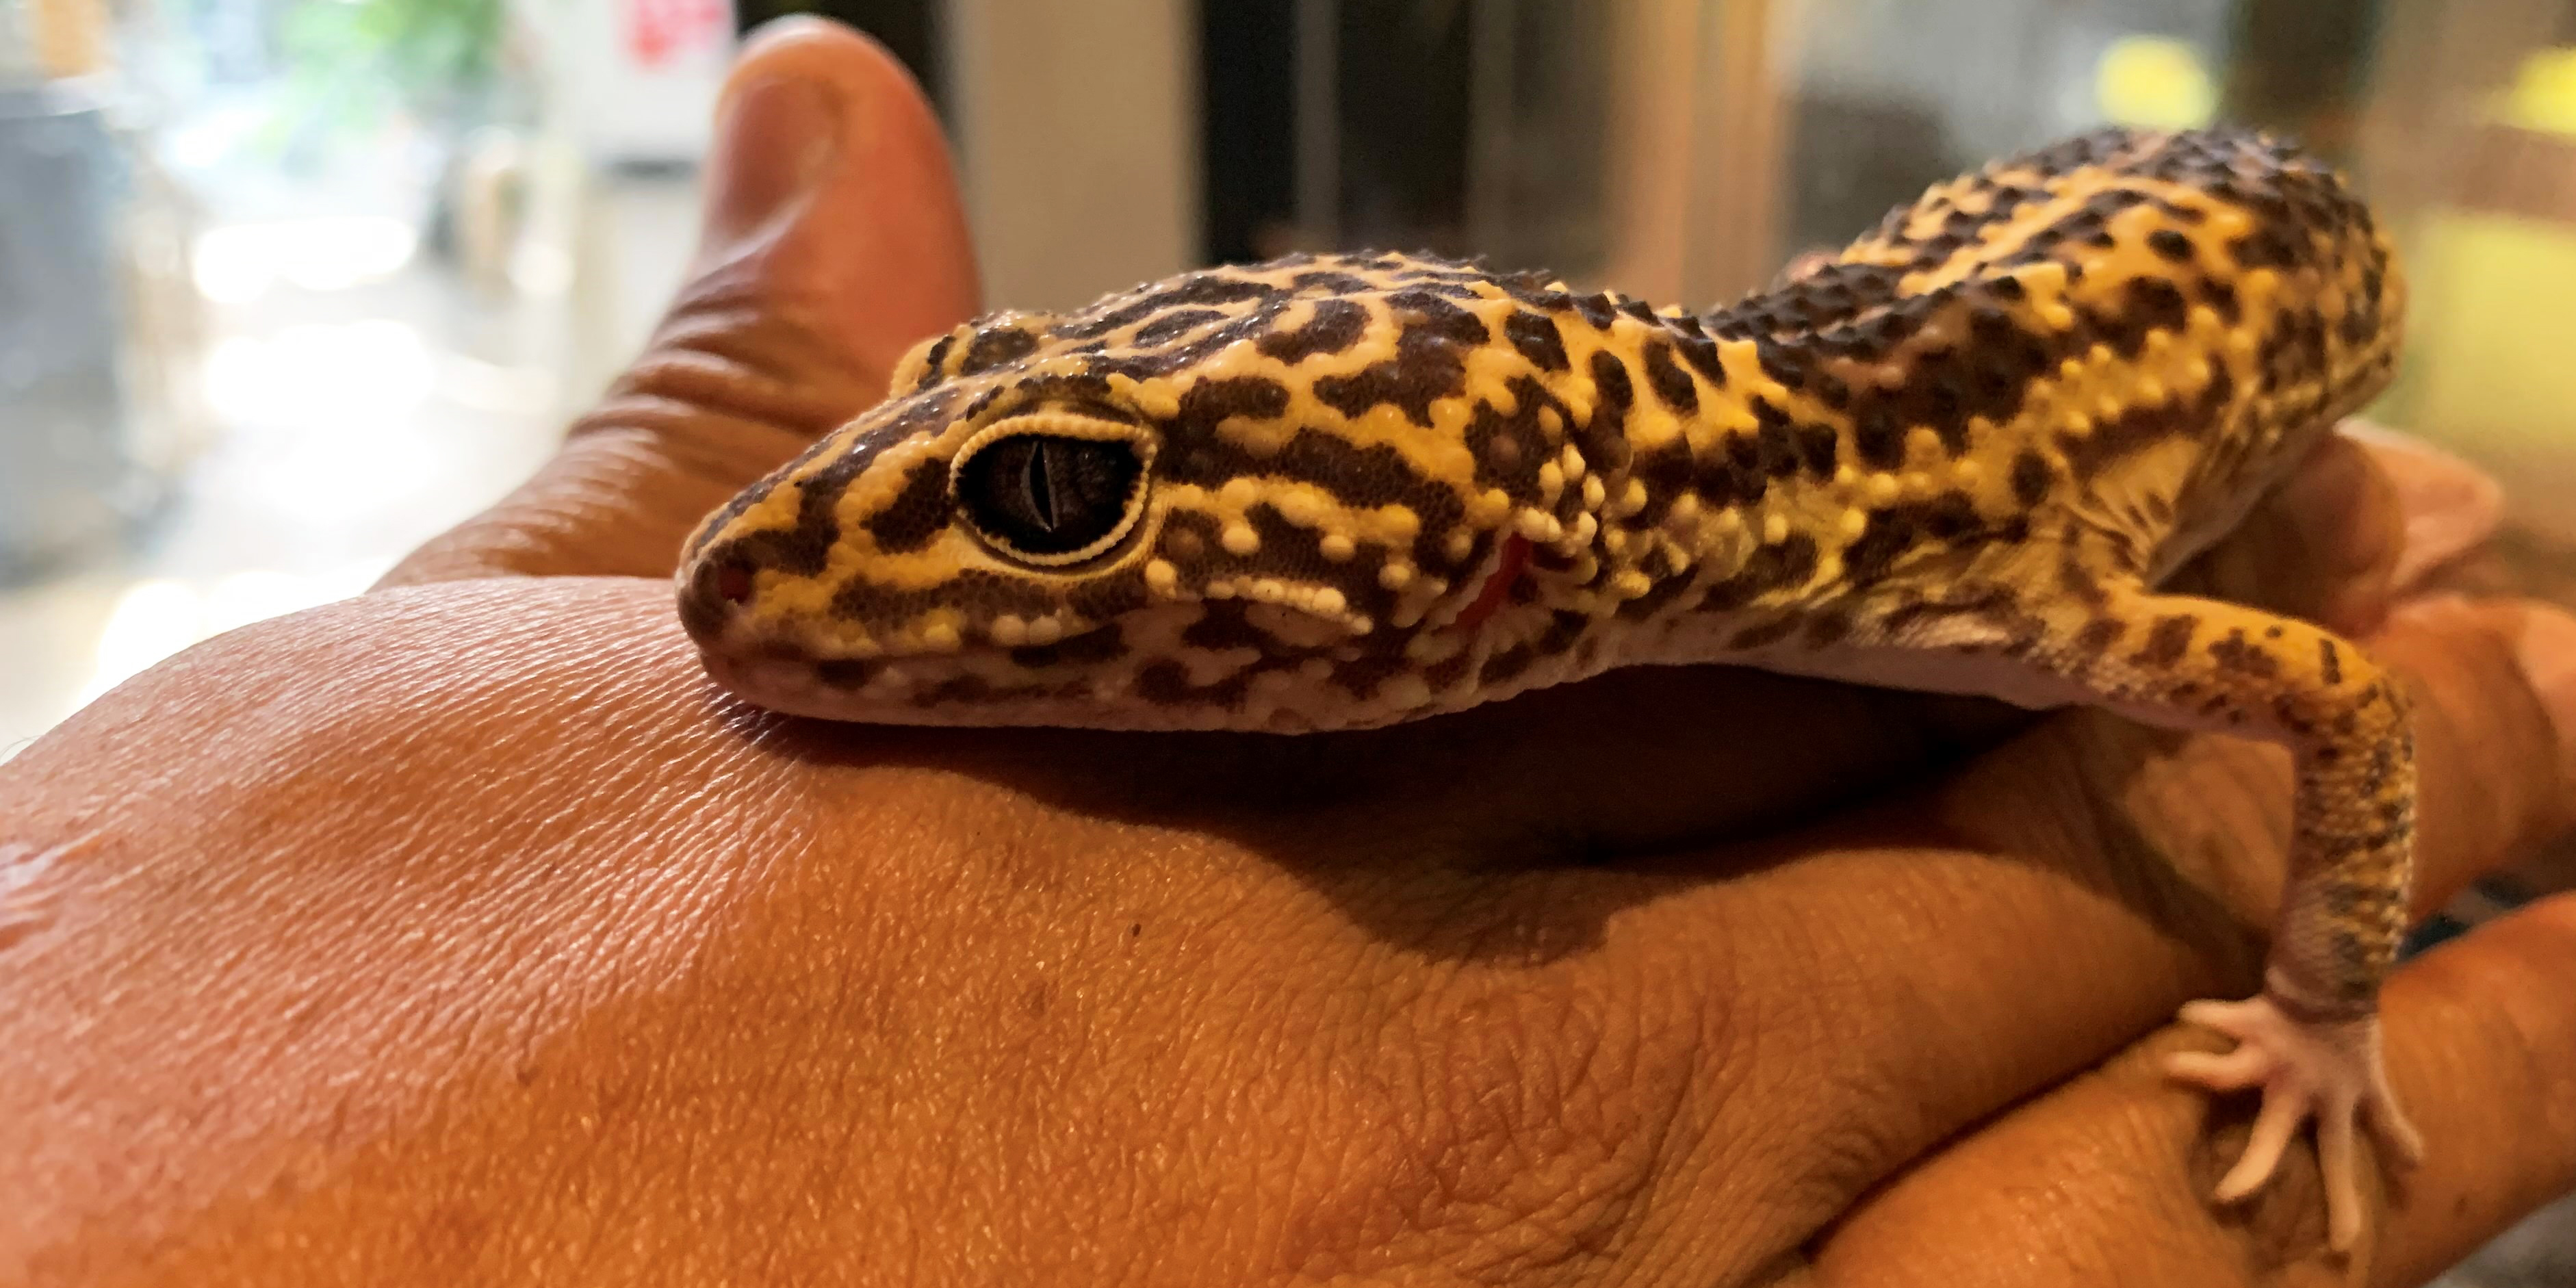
[678,126,2419,1250]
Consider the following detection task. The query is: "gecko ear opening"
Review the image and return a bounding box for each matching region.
[950,413,1155,568]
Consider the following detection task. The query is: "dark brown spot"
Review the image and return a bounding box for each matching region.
[2208,628,2280,678]
[2134,613,2200,667]
[1535,610,1589,656]
[1673,332,1726,386]
[1614,562,1697,621]
[1089,296,1295,380]
[1476,611,1589,687]
[1175,375,1291,430]
[1424,650,1473,693]
[912,333,957,390]
[1130,309,1226,347]
[2146,229,2194,262]
[2201,278,2241,323]
[1700,533,1818,610]
[1504,310,1569,372]
[815,658,884,689]
[1465,378,1561,500]
[1694,437,1765,512]
[1311,289,1489,426]
[1289,270,1376,294]
[2059,363,2232,480]
[1057,272,1281,340]
[2009,449,2052,506]
[1754,411,1800,480]
[2229,227,2302,271]
[1589,350,1636,415]
[1855,408,1905,471]
[2127,277,2190,337]
[1641,339,1698,414]
[829,567,1059,625]
[1254,298,1369,363]
[1331,651,1417,702]
[861,459,953,553]
[2057,552,2109,607]
[1500,278,1574,311]
[1794,422,1838,477]
[2074,617,2124,654]
[1478,645,1536,687]
[1625,447,1694,527]
[1842,508,1919,586]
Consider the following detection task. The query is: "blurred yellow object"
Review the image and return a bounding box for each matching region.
[30,0,106,77]
[2095,35,2217,131]
[2404,209,2576,541]
[2496,47,2576,138]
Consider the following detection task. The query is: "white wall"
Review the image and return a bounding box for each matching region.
[944,0,1201,312]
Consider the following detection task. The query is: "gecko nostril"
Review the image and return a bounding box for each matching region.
[680,561,750,643]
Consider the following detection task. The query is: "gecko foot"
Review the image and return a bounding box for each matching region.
[2163,992,2423,1252]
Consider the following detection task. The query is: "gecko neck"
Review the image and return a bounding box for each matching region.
[1501,301,2000,648]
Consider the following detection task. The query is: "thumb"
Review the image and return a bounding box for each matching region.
[684,17,981,400]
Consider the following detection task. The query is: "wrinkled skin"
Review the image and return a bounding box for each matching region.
[5,20,2576,1287]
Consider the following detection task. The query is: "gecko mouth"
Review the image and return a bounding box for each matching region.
[692,645,1004,725]
[690,643,1291,732]
[693,648,897,723]
[688,622,1137,727]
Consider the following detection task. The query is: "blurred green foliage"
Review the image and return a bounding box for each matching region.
[275,0,514,138]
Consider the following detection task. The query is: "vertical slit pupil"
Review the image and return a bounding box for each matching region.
[1020,441,1057,530]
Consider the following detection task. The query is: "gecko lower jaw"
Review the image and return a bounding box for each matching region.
[692,647,875,721]
[691,642,1113,728]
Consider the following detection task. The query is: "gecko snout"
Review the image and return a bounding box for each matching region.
[676,558,755,649]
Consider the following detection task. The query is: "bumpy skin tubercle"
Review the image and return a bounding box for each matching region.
[677,126,2415,1250]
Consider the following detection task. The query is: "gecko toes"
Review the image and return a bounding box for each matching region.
[2170,992,2416,1254]
[2163,1044,2273,1091]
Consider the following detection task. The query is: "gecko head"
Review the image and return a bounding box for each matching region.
[675,258,1554,732]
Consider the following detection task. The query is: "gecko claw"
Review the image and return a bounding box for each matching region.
[2168,992,2418,1253]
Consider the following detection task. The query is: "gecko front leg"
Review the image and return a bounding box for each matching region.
[2130,616,2425,1255]
[1862,574,2425,1250]
[2088,590,2419,1250]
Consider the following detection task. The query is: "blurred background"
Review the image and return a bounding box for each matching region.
[0,1,2571,1274]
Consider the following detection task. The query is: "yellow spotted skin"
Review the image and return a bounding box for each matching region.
[679,127,2419,1248]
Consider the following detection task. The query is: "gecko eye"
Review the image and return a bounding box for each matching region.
[952,426,1150,565]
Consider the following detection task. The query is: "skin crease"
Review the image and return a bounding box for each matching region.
[5,19,2576,1287]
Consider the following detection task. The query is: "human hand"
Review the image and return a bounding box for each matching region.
[5,19,2574,1287]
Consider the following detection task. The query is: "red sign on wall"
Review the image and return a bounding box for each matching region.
[625,0,727,67]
